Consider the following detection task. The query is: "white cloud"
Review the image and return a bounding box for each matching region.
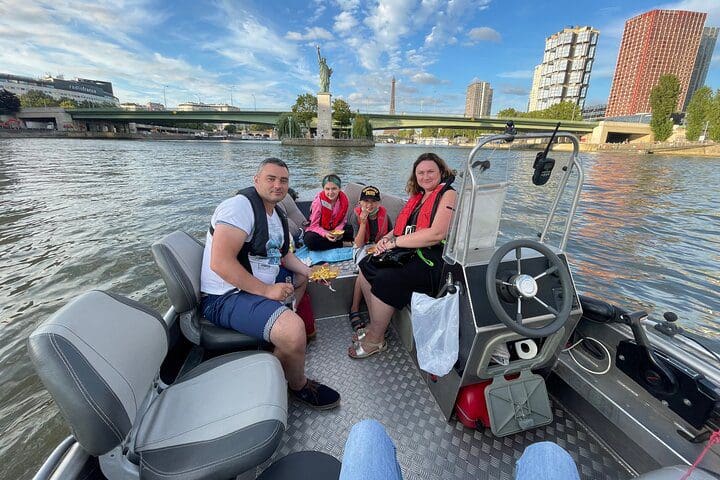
[286,27,334,41]
[411,72,446,85]
[333,11,358,34]
[467,27,501,43]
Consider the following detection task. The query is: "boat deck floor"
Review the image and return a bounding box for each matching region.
[258,315,632,479]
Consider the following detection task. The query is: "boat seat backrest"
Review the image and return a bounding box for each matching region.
[151,231,203,315]
[343,182,407,226]
[27,290,168,456]
[278,194,308,239]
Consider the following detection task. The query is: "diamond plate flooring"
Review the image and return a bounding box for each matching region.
[262,315,632,480]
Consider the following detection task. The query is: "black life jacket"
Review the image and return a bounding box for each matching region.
[209,186,289,272]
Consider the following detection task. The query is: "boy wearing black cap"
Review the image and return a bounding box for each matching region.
[348,186,392,331]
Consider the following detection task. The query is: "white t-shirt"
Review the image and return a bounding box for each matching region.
[200,195,286,295]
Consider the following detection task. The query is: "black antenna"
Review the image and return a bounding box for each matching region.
[532,122,560,186]
[541,122,561,159]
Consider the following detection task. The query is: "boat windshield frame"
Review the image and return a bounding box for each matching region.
[443,131,584,266]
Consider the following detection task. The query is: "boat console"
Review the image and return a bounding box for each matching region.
[390,131,586,430]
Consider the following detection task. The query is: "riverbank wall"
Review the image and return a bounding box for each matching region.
[281,138,374,147]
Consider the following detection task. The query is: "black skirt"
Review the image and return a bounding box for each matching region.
[359,246,445,310]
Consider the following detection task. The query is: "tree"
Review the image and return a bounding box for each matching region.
[332,99,353,128]
[20,90,59,108]
[59,97,78,109]
[291,93,317,127]
[543,101,582,121]
[0,89,21,114]
[224,124,237,134]
[649,74,680,142]
[352,114,373,139]
[276,113,301,138]
[685,86,712,141]
[708,89,720,142]
[420,128,439,137]
[497,108,523,118]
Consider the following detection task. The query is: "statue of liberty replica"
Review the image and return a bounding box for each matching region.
[316,46,333,138]
[317,46,333,93]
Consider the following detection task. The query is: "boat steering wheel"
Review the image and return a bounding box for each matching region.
[485,239,574,338]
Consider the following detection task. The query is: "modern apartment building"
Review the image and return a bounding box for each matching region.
[0,73,119,105]
[464,81,493,117]
[527,65,542,112]
[606,10,707,117]
[528,26,598,112]
[684,26,719,110]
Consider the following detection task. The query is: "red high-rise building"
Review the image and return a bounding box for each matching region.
[606,10,707,118]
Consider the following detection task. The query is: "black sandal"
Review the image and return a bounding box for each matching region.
[349,311,366,331]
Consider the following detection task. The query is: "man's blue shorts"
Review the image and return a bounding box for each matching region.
[201,267,294,342]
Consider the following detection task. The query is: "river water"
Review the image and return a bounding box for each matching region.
[0,138,718,479]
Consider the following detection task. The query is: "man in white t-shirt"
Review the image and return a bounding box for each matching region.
[200,157,340,410]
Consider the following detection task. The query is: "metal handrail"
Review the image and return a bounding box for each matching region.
[444,132,583,265]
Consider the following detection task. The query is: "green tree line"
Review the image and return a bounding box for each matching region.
[496,101,582,121]
[685,86,720,142]
[16,89,114,109]
[279,94,371,139]
[0,89,21,114]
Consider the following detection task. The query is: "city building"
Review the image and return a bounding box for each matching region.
[119,103,146,111]
[581,104,607,121]
[0,73,119,105]
[685,26,719,110]
[176,102,240,111]
[527,66,542,112]
[146,102,165,111]
[464,81,493,117]
[606,10,707,118]
[528,26,599,112]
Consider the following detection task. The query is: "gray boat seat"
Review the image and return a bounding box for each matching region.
[27,290,287,480]
[151,230,264,351]
[278,194,308,241]
[342,182,406,225]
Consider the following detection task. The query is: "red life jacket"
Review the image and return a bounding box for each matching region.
[394,181,452,236]
[354,205,390,243]
[319,190,349,230]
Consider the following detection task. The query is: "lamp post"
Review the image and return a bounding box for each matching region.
[252,93,256,111]
[701,120,709,142]
[229,85,234,106]
[163,85,167,109]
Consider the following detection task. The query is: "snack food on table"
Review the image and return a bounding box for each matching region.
[309,264,341,282]
[366,246,377,254]
[330,229,344,237]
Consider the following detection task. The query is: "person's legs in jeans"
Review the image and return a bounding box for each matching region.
[515,442,580,480]
[339,419,402,480]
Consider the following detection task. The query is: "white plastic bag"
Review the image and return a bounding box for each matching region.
[410,290,459,376]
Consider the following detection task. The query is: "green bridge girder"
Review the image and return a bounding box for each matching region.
[67,109,598,133]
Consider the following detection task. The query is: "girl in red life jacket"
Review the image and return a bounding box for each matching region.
[350,153,457,359]
[304,174,352,251]
[348,186,392,332]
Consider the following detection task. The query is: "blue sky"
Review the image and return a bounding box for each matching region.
[1,0,718,114]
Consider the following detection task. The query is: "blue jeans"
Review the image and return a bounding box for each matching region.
[339,420,402,480]
[338,421,579,480]
[514,442,580,480]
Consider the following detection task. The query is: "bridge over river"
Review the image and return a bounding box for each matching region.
[15,108,656,142]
